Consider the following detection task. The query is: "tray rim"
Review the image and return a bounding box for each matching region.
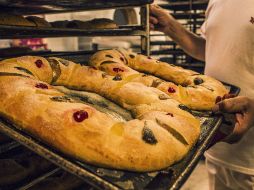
[170,117,222,190]
[0,25,146,39]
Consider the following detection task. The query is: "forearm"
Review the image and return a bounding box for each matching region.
[164,19,206,61]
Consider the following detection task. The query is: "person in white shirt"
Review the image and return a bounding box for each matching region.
[149,1,254,189]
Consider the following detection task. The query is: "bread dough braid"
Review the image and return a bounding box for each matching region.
[0,56,200,172]
[89,49,228,110]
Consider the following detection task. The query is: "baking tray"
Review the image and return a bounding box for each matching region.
[0,25,146,39]
[0,0,153,15]
[0,82,240,190]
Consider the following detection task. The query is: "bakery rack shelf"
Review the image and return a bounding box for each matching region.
[151,49,185,56]
[0,0,153,15]
[151,0,208,68]
[0,25,147,39]
[0,0,153,55]
[150,40,176,46]
[160,0,209,11]
[172,12,205,19]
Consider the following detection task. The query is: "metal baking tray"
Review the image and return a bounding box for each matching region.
[0,82,240,190]
[0,25,146,39]
[0,0,153,15]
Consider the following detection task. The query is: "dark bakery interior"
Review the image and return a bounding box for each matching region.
[0,0,250,190]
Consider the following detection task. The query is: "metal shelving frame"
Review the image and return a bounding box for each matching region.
[149,0,208,72]
[0,1,152,55]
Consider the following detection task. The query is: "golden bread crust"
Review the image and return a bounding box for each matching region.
[88,49,228,110]
[0,55,200,171]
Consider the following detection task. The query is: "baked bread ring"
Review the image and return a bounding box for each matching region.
[89,49,228,110]
[0,56,200,172]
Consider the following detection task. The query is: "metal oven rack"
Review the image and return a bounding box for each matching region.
[0,0,153,56]
[150,0,208,73]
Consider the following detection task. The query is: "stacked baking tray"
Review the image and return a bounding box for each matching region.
[0,0,154,14]
[150,0,207,71]
[0,25,147,39]
[0,0,152,55]
[161,0,209,11]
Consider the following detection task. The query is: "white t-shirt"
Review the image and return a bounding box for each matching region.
[201,0,254,174]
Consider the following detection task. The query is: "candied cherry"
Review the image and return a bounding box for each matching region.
[73,110,88,122]
[113,68,124,73]
[168,87,176,93]
[35,60,43,68]
[35,83,48,89]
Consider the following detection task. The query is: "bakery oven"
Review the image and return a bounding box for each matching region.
[0,1,240,190]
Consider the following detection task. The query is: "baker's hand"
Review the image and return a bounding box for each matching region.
[149,4,175,33]
[213,96,254,143]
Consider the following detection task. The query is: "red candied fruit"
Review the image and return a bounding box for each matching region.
[35,83,48,89]
[168,87,176,93]
[73,110,88,122]
[166,113,174,117]
[35,60,43,68]
[113,68,124,73]
[147,56,152,59]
